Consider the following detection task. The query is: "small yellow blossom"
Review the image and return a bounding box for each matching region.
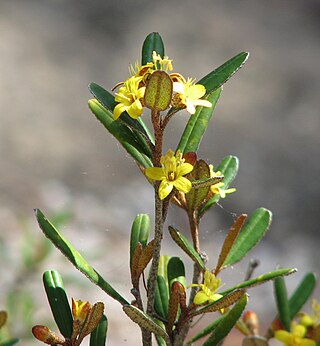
[209,164,236,198]
[188,269,222,305]
[145,149,193,200]
[72,298,91,324]
[300,299,320,328]
[113,76,145,120]
[275,323,316,346]
[172,78,212,114]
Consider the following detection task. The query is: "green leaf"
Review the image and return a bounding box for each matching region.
[89,83,154,150]
[223,208,272,267]
[123,305,169,343]
[199,52,249,95]
[154,275,169,320]
[221,268,297,295]
[130,214,150,266]
[89,82,117,111]
[199,155,239,216]
[274,276,290,331]
[90,314,108,346]
[167,257,186,289]
[176,88,221,154]
[35,209,129,306]
[168,226,205,270]
[43,270,73,338]
[0,339,19,346]
[88,99,153,168]
[202,294,248,346]
[288,272,316,319]
[142,32,164,65]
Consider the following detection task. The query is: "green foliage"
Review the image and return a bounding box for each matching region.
[199,51,249,95]
[223,208,272,267]
[35,209,129,305]
[176,88,221,154]
[142,32,165,65]
[90,315,108,346]
[27,32,315,346]
[274,276,291,331]
[43,270,73,338]
[202,294,248,346]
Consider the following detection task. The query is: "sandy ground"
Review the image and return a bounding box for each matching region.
[0,1,319,345]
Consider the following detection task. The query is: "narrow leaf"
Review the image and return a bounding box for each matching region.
[176,88,221,154]
[221,268,297,295]
[154,275,169,319]
[200,155,239,216]
[199,52,249,95]
[167,285,180,336]
[223,208,272,267]
[123,305,169,343]
[42,270,73,338]
[214,215,247,275]
[167,257,186,289]
[288,272,316,319]
[168,226,205,270]
[89,82,154,151]
[202,294,248,346]
[186,160,211,211]
[193,290,246,317]
[137,239,156,277]
[88,99,152,168]
[142,32,165,65]
[90,315,108,346]
[36,209,129,305]
[130,214,150,266]
[274,277,290,331]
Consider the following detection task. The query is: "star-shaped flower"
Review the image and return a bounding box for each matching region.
[145,149,193,200]
[113,76,145,120]
[188,269,222,305]
[172,77,212,114]
[275,323,316,346]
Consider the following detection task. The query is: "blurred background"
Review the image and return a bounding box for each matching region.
[0,0,319,345]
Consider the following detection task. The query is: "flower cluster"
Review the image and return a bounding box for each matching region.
[113,51,212,120]
[274,300,320,346]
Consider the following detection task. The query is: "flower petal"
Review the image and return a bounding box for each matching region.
[188,84,206,100]
[173,176,192,194]
[127,99,143,119]
[145,167,165,180]
[194,291,210,305]
[275,330,291,343]
[179,162,194,176]
[114,103,128,120]
[159,180,173,200]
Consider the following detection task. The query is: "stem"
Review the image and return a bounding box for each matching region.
[147,188,164,315]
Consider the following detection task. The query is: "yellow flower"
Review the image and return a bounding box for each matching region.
[113,76,145,120]
[172,78,212,114]
[209,164,236,198]
[188,269,222,305]
[72,298,91,325]
[275,323,316,346]
[300,299,320,329]
[145,149,193,200]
